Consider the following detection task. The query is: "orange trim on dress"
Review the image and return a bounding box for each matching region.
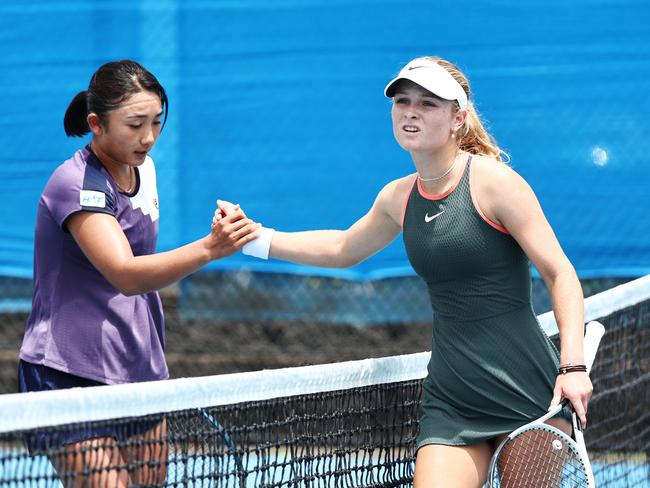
[416,176,459,201]
[468,163,510,235]
[401,174,419,229]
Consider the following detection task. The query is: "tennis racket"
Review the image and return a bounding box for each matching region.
[487,320,605,488]
[197,408,247,488]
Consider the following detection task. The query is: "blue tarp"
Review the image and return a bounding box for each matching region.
[1,1,649,280]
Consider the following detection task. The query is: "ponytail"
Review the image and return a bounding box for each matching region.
[63,91,90,137]
[458,103,508,162]
[421,56,508,162]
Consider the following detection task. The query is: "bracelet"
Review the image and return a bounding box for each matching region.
[557,364,587,375]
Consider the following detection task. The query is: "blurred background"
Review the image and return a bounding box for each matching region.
[1,0,648,392]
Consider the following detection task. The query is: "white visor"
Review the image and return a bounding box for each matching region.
[384,59,468,110]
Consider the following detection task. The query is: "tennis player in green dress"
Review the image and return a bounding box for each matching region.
[217,56,593,487]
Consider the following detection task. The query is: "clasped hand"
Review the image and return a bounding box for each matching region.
[208,201,260,258]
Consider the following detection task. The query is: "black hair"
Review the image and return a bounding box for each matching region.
[63,59,169,137]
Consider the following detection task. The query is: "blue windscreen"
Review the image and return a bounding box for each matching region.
[1,1,648,279]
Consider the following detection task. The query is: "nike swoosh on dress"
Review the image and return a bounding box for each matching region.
[424,210,445,223]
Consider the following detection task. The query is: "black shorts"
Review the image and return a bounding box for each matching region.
[18,360,163,454]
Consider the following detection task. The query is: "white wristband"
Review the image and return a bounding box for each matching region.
[243,227,275,260]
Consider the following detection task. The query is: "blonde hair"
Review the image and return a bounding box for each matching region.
[419,56,508,162]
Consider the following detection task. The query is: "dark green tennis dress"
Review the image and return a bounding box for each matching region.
[403,156,568,448]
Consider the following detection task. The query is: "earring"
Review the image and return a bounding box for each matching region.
[451,132,456,139]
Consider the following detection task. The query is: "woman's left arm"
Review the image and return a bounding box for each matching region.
[482,162,593,426]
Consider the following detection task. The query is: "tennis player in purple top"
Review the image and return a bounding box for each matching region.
[18,60,260,487]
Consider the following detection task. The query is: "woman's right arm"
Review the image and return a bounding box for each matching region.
[66,207,260,296]
[269,215,398,268]
[262,178,409,268]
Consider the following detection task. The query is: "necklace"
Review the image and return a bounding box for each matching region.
[418,155,459,182]
[114,166,135,193]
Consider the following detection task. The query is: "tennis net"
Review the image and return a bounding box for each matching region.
[0,275,649,487]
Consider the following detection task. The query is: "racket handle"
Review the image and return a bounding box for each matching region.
[583,321,605,372]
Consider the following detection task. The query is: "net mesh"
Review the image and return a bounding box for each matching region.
[1,277,649,487]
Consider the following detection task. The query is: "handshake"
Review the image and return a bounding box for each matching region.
[213,200,275,260]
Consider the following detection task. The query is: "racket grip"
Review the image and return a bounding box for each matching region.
[583,321,605,372]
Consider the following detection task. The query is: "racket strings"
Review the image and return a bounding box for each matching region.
[493,428,588,487]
